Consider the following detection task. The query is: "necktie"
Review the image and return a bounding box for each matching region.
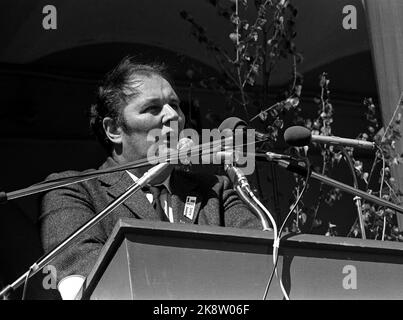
[142,185,168,221]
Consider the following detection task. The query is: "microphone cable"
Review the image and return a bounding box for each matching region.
[262,156,312,300]
[227,163,289,300]
[244,190,291,300]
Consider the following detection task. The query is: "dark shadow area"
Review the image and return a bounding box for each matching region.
[0,201,61,299]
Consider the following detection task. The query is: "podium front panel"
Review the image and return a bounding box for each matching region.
[82,219,403,300]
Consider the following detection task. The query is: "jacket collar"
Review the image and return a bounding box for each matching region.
[97,157,158,221]
[96,157,202,223]
[97,157,126,187]
[97,157,199,191]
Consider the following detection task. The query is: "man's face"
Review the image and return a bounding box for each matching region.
[119,74,185,163]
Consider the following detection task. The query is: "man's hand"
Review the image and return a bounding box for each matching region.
[58,275,85,300]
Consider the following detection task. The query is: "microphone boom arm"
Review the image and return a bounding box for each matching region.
[272,157,403,215]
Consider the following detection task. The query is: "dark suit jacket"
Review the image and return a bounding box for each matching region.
[39,157,262,283]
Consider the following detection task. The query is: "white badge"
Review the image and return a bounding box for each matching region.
[183,196,197,220]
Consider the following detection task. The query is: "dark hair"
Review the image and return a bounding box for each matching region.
[89,56,172,152]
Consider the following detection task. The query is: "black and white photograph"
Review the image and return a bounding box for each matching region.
[0,0,402,305]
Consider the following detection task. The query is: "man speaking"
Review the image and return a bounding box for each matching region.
[39,56,262,299]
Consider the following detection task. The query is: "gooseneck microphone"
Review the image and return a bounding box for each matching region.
[284,126,376,150]
[218,117,291,299]
[217,117,256,195]
[218,117,271,142]
[217,117,274,232]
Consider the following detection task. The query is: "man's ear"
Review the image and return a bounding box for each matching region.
[103,117,123,145]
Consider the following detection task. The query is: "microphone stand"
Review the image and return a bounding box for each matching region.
[0,157,158,204]
[0,162,170,299]
[265,155,403,216]
[340,148,366,239]
[0,137,231,204]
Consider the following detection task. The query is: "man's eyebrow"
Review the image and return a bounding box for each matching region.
[172,97,181,104]
[142,98,162,105]
[142,96,181,105]
[167,94,180,103]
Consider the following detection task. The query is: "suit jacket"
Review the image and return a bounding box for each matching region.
[39,157,262,282]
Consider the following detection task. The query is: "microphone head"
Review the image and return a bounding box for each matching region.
[284,126,312,147]
[218,117,247,131]
[177,137,194,151]
[177,137,195,165]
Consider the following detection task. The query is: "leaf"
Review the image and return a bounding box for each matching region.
[273,118,284,129]
[300,212,307,224]
[230,13,240,25]
[284,97,299,109]
[229,33,239,43]
[256,18,267,27]
[363,172,369,184]
[246,76,255,85]
[258,111,268,121]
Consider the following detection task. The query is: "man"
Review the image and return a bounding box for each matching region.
[39,57,262,299]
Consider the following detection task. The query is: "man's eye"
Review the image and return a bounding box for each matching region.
[144,106,161,113]
[171,103,181,110]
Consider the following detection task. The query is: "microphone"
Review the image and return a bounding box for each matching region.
[224,165,254,195]
[264,152,309,176]
[176,137,195,165]
[146,137,194,185]
[176,137,239,165]
[218,118,274,232]
[217,118,256,195]
[267,156,310,177]
[265,152,295,161]
[218,117,271,142]
[177,137,236,166]
[150,137,194,165]
[284,126,375,150]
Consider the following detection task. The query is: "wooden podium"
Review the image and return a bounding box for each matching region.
[78,218,403,300]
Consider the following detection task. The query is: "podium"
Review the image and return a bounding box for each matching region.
[79,218,403,300]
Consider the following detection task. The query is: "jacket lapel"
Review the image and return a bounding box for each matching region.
[97,158,160,221]
[97,158,205,223]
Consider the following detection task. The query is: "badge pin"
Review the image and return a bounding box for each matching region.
[183,196,197,220]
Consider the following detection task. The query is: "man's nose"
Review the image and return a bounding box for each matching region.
[161,103,179,124]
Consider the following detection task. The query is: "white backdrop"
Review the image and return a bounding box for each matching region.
[365,0,403,230]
